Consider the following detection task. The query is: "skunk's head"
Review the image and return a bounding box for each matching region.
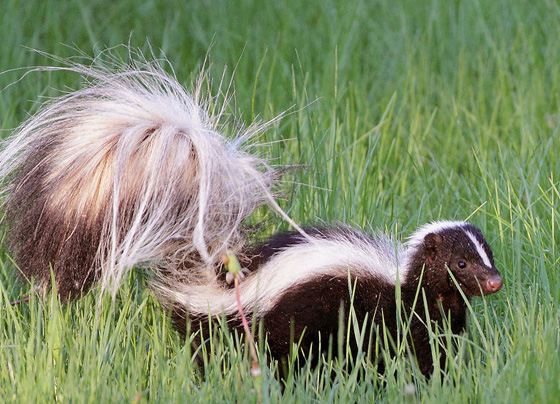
[406,221,502,297]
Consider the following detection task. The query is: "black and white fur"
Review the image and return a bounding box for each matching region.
[0,60,502,376]
[0,59,305,299]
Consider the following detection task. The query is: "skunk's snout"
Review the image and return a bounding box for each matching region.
[456,264,503,296]
[483,274,503,294]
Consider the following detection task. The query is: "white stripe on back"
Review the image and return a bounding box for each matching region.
[156,230,405,317]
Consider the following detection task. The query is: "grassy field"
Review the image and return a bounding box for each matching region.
[1,0,559,402]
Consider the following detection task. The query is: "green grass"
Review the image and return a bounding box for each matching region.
[1,0,559,402]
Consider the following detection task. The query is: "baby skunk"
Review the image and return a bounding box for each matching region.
[171,222,502,376]
[0,60,502,376]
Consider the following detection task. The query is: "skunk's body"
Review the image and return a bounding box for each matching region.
[0,60,502,376]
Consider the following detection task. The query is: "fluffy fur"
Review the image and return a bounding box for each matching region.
[0,60,303,298]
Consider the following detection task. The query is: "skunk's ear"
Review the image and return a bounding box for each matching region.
[424,233,442,260]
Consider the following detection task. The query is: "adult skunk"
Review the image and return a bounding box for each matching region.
[0,60,502,376]
[0,59,305,300]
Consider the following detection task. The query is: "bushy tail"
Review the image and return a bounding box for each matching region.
[0,58,296,299]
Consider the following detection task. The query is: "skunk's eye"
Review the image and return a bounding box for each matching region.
[458,260,467,269]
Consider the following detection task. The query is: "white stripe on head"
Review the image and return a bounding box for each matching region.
[406,220,467,249]
[406,220,493,268]
[464,230,492,267]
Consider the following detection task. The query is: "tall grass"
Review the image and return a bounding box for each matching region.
[0,0,559,402]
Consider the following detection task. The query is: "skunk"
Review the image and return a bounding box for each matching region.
[0,60,502,376]
[0,60,305,300]
[171,222,502,375]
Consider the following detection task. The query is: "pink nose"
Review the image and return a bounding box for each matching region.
[484,275,503,294]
